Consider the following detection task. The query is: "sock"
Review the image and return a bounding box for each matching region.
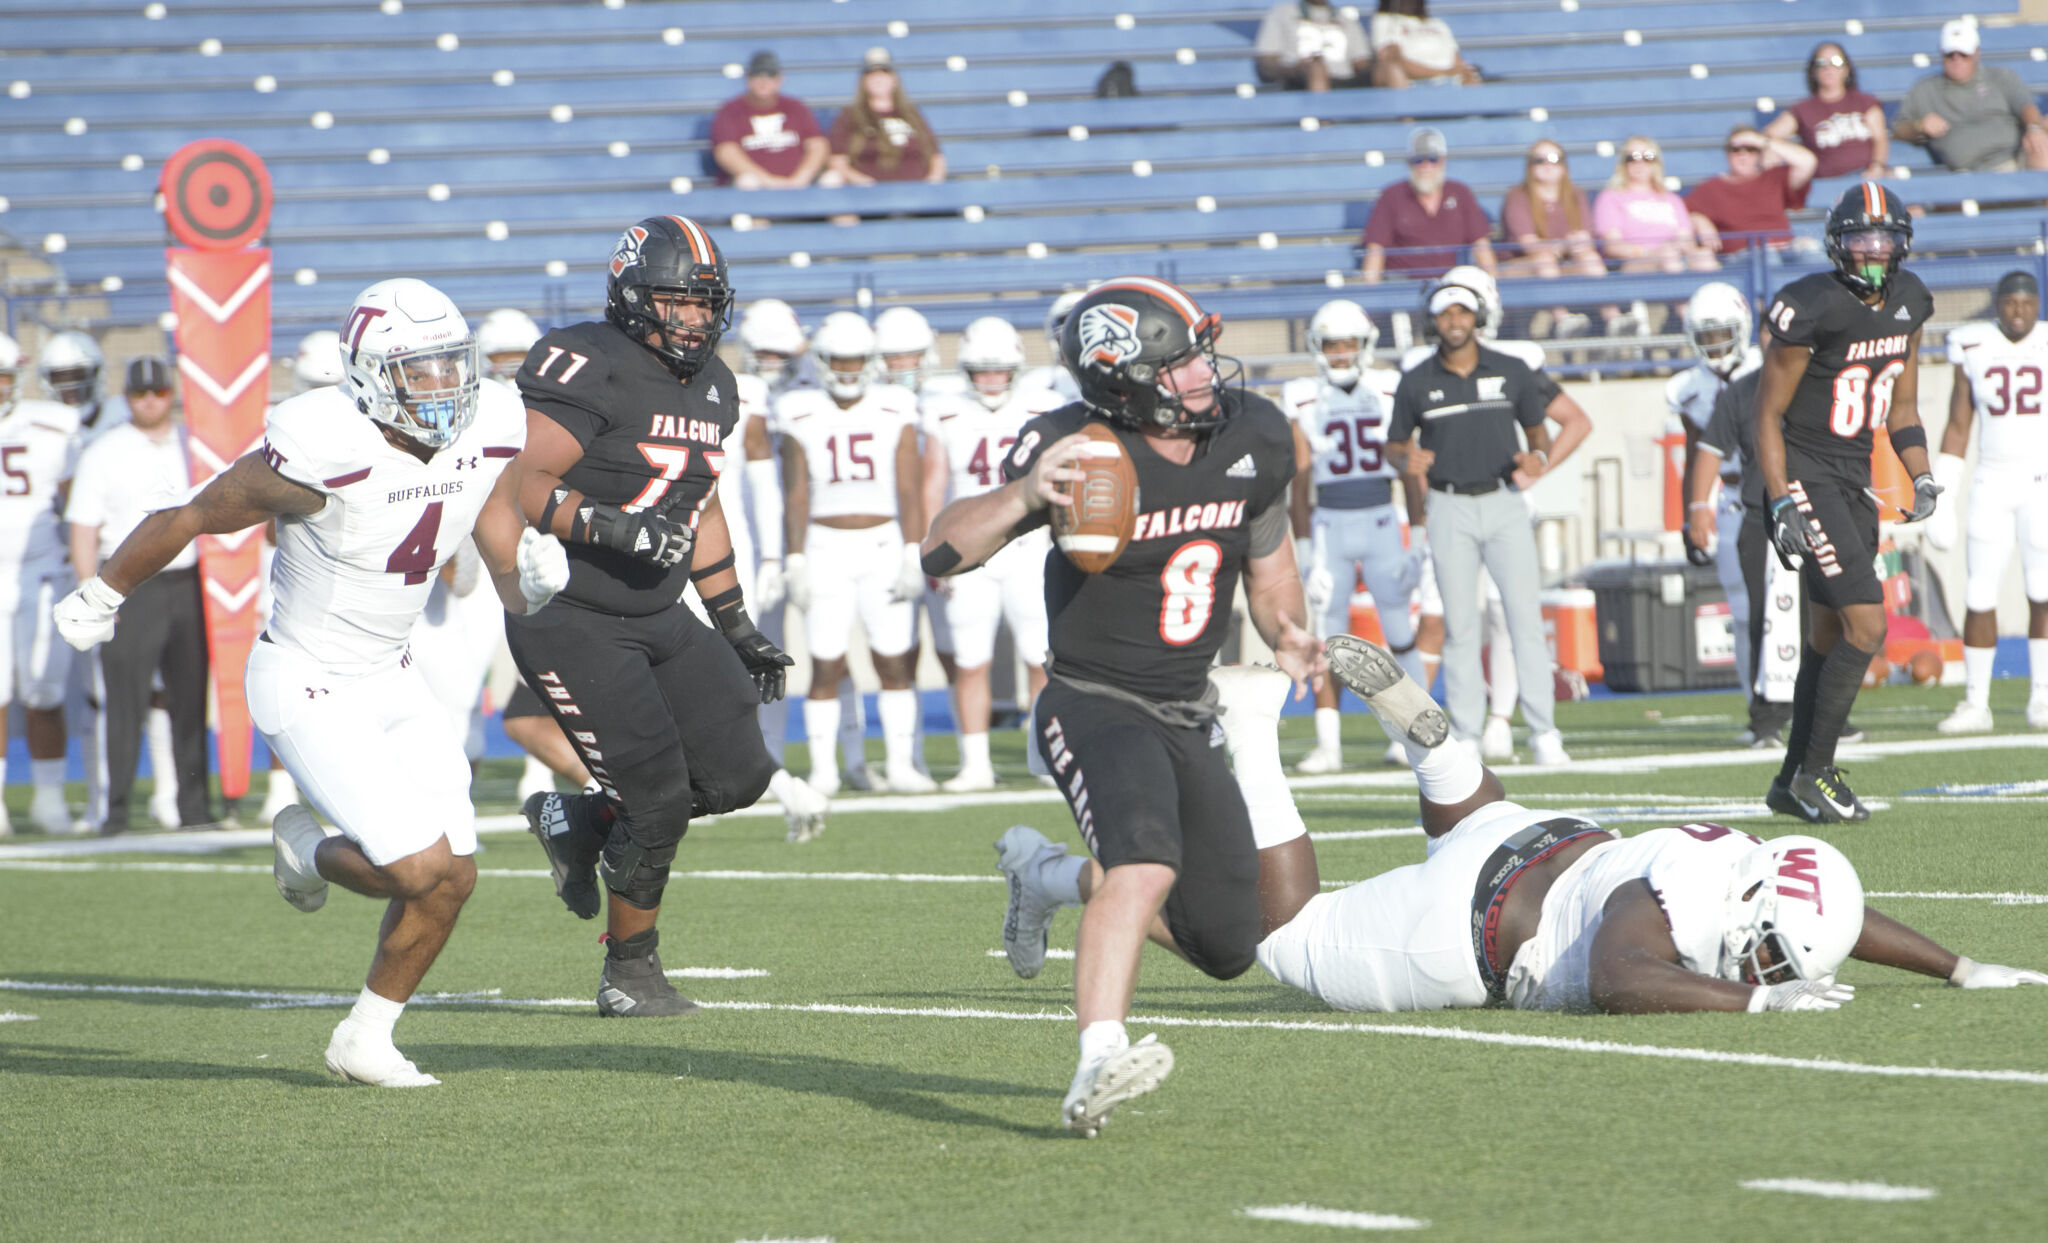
[606,928,657,960]
[146,708,177,806]
[837,682,865,774]
[346,987,405,1042]
[1407,737,1484,804]
[1039,851,1086,906]
[1222,691,1309,849]
[1392,644,1427,689]
[2031,639,2048,697]
[1804,640,1876,773]
[1078,1019,1128,1067]
[519,754,552,789]
[1313,707,1341,753]
[877,689,919,772]
[1964,644,1996,709]
[958,731,991,774]
[804,697,841,780]
[32,757,64,795]
[265,766,298,807]
[1777,645,1825,784]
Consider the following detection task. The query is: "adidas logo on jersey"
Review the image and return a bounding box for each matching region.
[1226,454,1258,479]
[707,386,721,404]
[1894,305,1912,321]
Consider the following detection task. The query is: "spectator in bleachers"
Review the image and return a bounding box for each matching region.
[1766,42,1891,181]
[1500,139,1603,337]
[1895,19,2048,173]
[1360,128,1494,283]
[1685,124,1816,256]
[711,51,830,190]
[1593,137,1718,275]
[823,48,946,187]
[1370,0,1480,88]
[1255,2,1373,93]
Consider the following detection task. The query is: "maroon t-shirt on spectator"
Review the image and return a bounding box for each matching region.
[1361,179,1491,275]
[709,93,823,182]
[828,110,939,183]
[1685,164,1808,254]
[1499,184,1592,252]
[1788,90,1882,178]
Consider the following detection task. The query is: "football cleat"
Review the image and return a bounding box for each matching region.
[523,791,603,920]
[1381,739,1408,766]
[1788,765,1869,824]
[941,765,998,793]
[1062,1033,1174,1138]
[2030,694,2048,731]
[325,1021,440,1087]
[596,946,700,1018]
[1481,715,1514,760]
[1294,743,1343,775]
[1936,702,1995,735]
[30,787,75,836]
[884,765,937,795]
[271,805,331,913]
[1325,635,1449,748]
[995,825,1069,979]
[771,768,831,844]
[1765,775,1824,823]
[1528,730,1570,767]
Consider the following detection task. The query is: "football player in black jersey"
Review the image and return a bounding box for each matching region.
[496,215,803,1016]
[1755,183,1941,823]
[923,277,1327,1136]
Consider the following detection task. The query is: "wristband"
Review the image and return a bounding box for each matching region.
[1687,501,1715,513]
[688,551,736,583]
[1746,985,1770,1013]
[1530,449,1548,468]
[1948,955,1976,987]
[1887,424,1927,457]
[539,485,572,532]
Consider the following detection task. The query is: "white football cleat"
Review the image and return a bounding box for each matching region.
[324,1022,440,1087]
[1380,739,1407,766]
[995,824,1070,979]
[842,763,884,792]
[1324,635,1449,748]
[1936,702,1995,735]
[30,788,74,836]
[769,768,830,843]
[2030,694,2048,731]
[1062,1033,1174,1138]
[884,765,937,794]
[1528,730,1570,767]
[941,765,997,793]
[149,792,181,830]
[805,767,841,798]
[1481,714,1514,760]
[1294,743,1343,775]
[272,805,332,913]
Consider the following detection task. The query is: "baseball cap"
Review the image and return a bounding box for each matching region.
[746,50,781,79]
[1939,19,1979,56]
[862,46,895,73]
[124,355,172,394]
[1409,127,1449,162]
[1427,285,1481,316]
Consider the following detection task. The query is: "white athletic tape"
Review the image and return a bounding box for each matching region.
[1055,534,1124,553]
[1239,1205,1428,1230]
[1739,1179,1935,1202]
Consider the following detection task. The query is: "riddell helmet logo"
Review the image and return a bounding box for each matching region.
[610,225,650,278]
[1077,304,1142,368]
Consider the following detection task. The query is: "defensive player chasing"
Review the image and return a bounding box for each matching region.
[1249,637,2048,1013]
[929,277,1326,1136]
[510,216,806,1017]
[1929,269,2048,733]
[54,279,571,1085]
[1757,183,1938,822]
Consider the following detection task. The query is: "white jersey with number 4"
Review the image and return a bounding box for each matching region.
[0,398,80,568]
[260,383,526,677]
[1948,320,2048,468]
[923,387,1061,502]
[1282,370,1401,494]
[775,384,919,520]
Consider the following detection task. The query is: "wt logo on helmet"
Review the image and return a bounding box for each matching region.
[342,304,387,359]
[1077,304,1142,368]
[1775,847,1824,913]
[610,225,649,278]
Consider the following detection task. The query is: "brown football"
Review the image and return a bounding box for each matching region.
[1051,421,1140,573]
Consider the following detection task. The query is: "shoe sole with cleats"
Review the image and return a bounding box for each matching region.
[1064,1039,1174,1138]
[1325,636,1449,748]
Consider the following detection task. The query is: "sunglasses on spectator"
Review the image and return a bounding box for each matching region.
[1408,154,1443,165]
[129,387,172,398]
[1528,151,1564,165]
[1625,150,1659,162]
[1810,55,1847,68]
[1944,51,1975,59]
[1727,143,1766,155]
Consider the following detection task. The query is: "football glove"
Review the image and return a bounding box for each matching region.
[784,552,811,612]
[587,504,693,569]
[887,541,925,603]
[720,610,794,703]
[1922,454,1966,551]
[1767,496,1816,570]
[753,558,786,612]
[1900,472,1943,524]
[515,528,571,613]
[1747,976,1855,1013]
[54,576,124,650]
[1683,532,1714,568]
[1949,956,2048,989]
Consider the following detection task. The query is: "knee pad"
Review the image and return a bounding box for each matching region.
[690,748,776,818]
[597,765,693,908]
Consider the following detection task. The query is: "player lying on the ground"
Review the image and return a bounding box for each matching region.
[53,279,572,1086]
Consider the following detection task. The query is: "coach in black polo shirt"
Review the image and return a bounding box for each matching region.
[1388,280,1569,763]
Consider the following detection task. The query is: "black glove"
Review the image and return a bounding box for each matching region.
[1768,495,1815,570]
[720,609,794,703]
[586,504,693,569]
[1682,529,1714,568]
[1900,472,1942,524]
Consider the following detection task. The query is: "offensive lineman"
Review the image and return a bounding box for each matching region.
[1286,299,1420,774]
[919,316,1059,791]
[780,312,932,794]
[1930,270,2048,733]
[928,277,1325,1136]
[510,215,800,1017]
[1757,184,1939,822]
[54,278,569,1085]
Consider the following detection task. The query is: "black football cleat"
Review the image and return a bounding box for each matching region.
[596,945,700,1018]
[524,792,603,920]
[1788,765,1870,824]
[1765,775,1823,823]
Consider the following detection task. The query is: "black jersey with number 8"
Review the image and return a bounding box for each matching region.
[1763,267,1933,466]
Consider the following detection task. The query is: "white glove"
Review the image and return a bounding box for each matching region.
[888,541,925,603]
[1398,527,1429,594]
[1921,453,1966,552]
[1748,975,1856,1012]
[54,575,124,650]
[1298,536,1334,622]
[753,558,786,612]
[784,552,811,612]
[515,527,570,613]
[1949,956,2048,989]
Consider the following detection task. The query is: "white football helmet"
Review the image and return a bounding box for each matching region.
[38,330,105,407]
[292,330,344,391]
[0,330,21,417]
[1044,290,1086,346]
[738,298,807,384]
[813,311,877,402]
[873,305,936,390]
[957,316,1026,409]
[1435,264,1502,339]
[1683,282,1753,378]
[1307,299,1378,387]
[338,278,480,450]
[1718,835,1865,986]
[475,308,541,379]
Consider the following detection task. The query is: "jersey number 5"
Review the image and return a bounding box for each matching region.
[1828,359,1905,437]
[1159,540,1221,646]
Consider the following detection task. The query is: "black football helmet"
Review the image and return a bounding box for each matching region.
[1824,182,1912,298]
[1058,277,1241,432]
[605,214,734,378]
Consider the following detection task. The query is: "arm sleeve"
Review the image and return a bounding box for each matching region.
[1763,285,1822,349]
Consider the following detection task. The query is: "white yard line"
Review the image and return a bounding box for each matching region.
[1738,1179,1936,1202]
[1868,890,2048,905]
[665,968,770,980]
[1239,1205,1429,1231]
[986,948,1075,961]
[0,1011,38,1022]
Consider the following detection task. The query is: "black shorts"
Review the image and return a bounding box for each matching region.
[503,677,548,722]
[1784,454,1881,610]
[503,601,775,821]
[1033,679,1261,980]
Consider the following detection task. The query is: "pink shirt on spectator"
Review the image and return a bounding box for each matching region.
[1592,187,1694,247]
